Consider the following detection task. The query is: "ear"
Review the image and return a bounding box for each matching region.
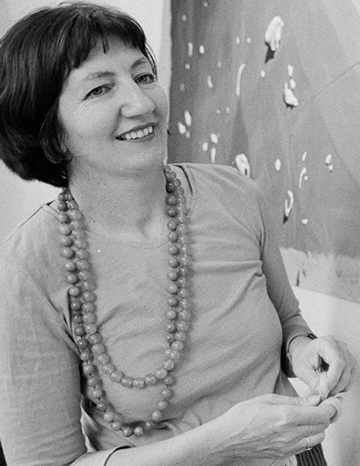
[59,136,68,154]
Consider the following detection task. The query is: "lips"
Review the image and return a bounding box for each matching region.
[117,125,154,141]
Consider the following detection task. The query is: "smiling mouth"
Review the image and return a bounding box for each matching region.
[117,125,154,141]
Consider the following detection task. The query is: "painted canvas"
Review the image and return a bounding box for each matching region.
[168,0,360,302]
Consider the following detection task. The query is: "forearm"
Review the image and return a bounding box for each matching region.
[285,333,317,377]
[105,422,226,466]
[282,327,315,377]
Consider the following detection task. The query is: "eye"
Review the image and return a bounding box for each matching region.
[86,85,111,99]
[135,73,156,85]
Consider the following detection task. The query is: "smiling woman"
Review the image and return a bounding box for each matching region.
[0,2,158,187]
[0,3,356,466]
[58,37,168,185]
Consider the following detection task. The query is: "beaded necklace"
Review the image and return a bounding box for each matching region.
[57,165,191,438]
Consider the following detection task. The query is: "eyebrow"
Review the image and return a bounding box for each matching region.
[81,57,151,84]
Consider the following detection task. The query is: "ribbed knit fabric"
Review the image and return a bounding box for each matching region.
[296,443,327,466]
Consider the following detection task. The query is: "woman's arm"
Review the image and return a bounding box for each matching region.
[103,394,336,466]
[253,187,313,368]
[254,187,356,395]
[0,259,89,465]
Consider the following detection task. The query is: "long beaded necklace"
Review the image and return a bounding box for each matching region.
[57,165,192,438]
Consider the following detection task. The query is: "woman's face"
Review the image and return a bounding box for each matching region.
[58,36,169,179]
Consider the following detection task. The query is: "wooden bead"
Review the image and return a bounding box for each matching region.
[59,166,192,437]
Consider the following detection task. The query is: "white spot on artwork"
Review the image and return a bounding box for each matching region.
[275,159,281,171]
[177,110,191,137]
[284,190,294,219]
[299,166,307,189]
[202,142,208,152]
[283,82,298,107]
[236,63,246,97]
[178,122,186,134]
[199,45,205,54]
[325,154,333,173]
[210,133,219,144]
[207,75,214,88]
[235,154,251,177]
[188,42,193,57]
[265,16,284,52]
[184,111,192,127]
[210,147,216,163]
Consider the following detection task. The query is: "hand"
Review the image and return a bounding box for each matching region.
[210,393,335,460]
[289,335,357,400]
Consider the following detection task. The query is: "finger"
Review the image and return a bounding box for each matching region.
[291,397,336,425]
[320,357,354,398]
[315,370,331,401]
[320,395,343,424]
[317,340,353,391]
[296,420,333,440]
[295,432,325,455]
[327,373,349,397]
[293,394,321,407]
[324,359,346,392]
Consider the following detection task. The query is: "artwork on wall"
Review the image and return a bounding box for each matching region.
[168,0,360,303]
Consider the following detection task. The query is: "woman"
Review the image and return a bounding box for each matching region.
[0,3,355,466]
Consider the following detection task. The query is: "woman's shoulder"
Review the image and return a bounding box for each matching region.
[0,203,59,272]
[172,162,263,200]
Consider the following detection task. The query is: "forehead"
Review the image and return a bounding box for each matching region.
[62,37,150,90]
[81,36,148,70]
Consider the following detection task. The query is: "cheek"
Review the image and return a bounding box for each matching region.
[61,114,102,147]
[155,87,169,120]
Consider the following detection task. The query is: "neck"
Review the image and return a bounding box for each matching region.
[68,164,168,241]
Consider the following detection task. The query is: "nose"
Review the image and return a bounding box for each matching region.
[120,79,155,118]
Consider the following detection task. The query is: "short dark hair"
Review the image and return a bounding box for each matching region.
[0,2,157,187]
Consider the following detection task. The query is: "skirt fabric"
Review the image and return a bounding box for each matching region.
[296,443,327,466]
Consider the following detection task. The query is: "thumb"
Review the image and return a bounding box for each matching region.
[320,395,343,424]
[293,394,321,407]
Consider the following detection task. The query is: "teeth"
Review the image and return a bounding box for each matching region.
[120,125,154,141]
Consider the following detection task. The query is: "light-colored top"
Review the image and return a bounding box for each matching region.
[0,163,310,465]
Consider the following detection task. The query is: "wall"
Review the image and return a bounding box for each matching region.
[0,0,171,240]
